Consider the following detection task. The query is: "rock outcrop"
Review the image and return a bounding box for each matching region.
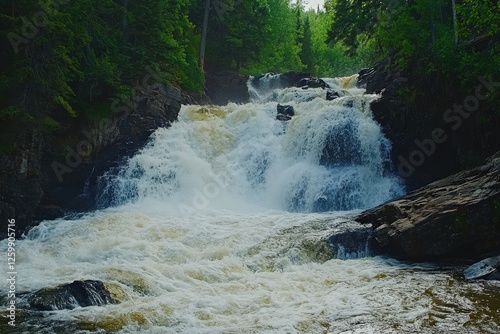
[276,104,294,121]
[0,128,44,238]
[28,280,119,311]
[357,152,500,261]
[1,83,186,239]
[205,71,250,105]
[359,61,500,191]
[42,83,183,214]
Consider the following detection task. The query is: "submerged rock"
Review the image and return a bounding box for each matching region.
[246,218,374,272]
[357,151,500,261]
[28,280,119,311]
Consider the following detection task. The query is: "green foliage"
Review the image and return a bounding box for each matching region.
[455,0,500,86]
[41,116,61,133]
[308,9,367,76]
[458,0,500,39]
[325,0,386,55]
[126,0,201,90]
[300,15,314,73]
[220,0,367,76]
[0,0,204,128]
[326,0,500,90]
[244,0,303,74]
[0,106,31,120]
[203,0,271,71]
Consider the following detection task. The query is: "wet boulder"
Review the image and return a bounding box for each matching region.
[280,71,310,88]
[357,151,500,261]
[357,68,375,88]
[326,90,341,101]
[323,222,375,259]
[298,78,330,90]
[205,71,250,105]
[276,104,294,121]
[464,255,500,280]
[28,280,119,311]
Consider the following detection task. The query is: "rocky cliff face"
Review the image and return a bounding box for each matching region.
[360,61,500,191]
[357,152,500,261]
[42,84,183,213]
[1,83,192,239]
[205,71,250,105]
[354,60,500,263]
[0,129,44,238]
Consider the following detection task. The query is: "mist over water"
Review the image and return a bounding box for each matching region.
[2,74,499,334]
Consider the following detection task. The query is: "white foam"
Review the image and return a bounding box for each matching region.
[1,75,490,333]
[101,75,402,213]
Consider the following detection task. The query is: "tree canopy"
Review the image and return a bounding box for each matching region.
[1,0,499,154]
[326,0,500,85]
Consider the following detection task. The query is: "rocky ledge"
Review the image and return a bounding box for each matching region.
[357,151,500,262]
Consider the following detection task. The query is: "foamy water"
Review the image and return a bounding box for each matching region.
[2,74,499,333]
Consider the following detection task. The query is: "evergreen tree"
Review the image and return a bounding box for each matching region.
[300,15,314,73]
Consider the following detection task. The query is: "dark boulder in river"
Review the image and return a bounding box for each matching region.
[356,151,500,261]
[28,280,119,311]
[298,77,330,89]
[326,89,341,101]
[276,104,294,121]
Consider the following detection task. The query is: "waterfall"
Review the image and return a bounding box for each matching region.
[3,73,493,334]
[98,73,404,213]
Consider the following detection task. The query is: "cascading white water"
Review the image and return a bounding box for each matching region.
[99,73,403,213]
[2,73,498,334]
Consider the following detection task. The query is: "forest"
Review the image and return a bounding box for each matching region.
[0,0,499,154]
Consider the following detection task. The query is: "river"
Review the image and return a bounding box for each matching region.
[2,74,499,333]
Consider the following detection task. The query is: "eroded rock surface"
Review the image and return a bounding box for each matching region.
[357,152,500,261]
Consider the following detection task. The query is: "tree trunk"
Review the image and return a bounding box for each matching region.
[429,0,435,44]
[451,0,458,46]
[122,0,129,45]
[199,0,211,72]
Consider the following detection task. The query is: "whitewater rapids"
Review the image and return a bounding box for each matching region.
[1,74,499,334]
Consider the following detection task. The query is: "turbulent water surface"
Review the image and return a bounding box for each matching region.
[2,74,500,333]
